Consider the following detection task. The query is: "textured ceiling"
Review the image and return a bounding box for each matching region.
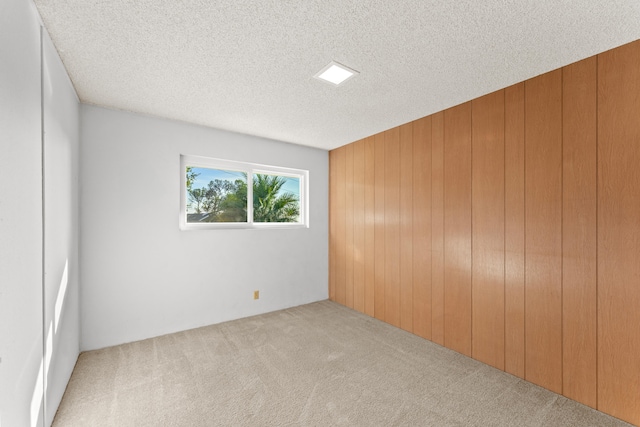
[34,0,640,150]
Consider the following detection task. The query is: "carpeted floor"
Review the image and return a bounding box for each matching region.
[53,300,631,426]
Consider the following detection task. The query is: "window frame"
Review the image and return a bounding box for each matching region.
[180,154,309,230]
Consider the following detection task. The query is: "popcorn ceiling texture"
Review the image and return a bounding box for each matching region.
[34,0,640,150]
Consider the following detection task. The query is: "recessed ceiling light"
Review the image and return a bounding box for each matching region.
[314,61,359,86]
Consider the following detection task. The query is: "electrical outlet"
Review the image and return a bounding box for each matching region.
[253,290,259,300]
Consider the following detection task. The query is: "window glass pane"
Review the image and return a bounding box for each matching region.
[252,173,300,223]
[186,167,247,223]
[181,155,307,229]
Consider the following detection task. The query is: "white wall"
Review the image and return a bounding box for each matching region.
[0,0,45,425]
[80,106,329,351]
[1,1,80,425]
[42,30,80,426]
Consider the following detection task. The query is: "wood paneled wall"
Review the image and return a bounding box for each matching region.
[329,39,640,426]
[597,41,640,424]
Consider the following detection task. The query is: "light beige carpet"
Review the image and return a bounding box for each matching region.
[53,301,631,426]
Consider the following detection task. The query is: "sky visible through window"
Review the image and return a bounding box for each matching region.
[190,167,300,198]
[182,156,307,227]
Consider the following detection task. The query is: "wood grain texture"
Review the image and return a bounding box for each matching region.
[562,56,597,409]
[327,39,640,425]
[334,147,347,305]
[384,128,401,328]
[471,91,505,370]
[504,82,526,378]
[353,139,366,313]
[443,102,472,357]
[597,39,640,426]
[524,70,563,394]
[431,112,445,345]
[364,136,376,317]
[329,149,337,302]
[413,117,432,339]
[400,123,414,332]
[374,133,386,320]
[345,144,354,309]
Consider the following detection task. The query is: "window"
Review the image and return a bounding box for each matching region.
[180,155,308,229]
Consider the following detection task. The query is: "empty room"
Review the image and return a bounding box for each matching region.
[2,0,640,426]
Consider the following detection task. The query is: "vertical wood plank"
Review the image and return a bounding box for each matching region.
[374,133,386,320]
[400,123,414,332]
[471,91,505,370]
[327,40,640,424]
[353,139,366,313]
[413,117,432,339]
[443,102,473,357]
[598,39,640,426]
[345,144,354,309]
[431,112,445,345]
[385,128,401,328]
[525,69,563,394]
[334,146,347,306]
[329,149,337,302]
[504,82,526,378]
[562,56,597,409]
[364,136,376,317]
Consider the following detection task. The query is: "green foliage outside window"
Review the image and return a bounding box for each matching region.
[186,167,299,223]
